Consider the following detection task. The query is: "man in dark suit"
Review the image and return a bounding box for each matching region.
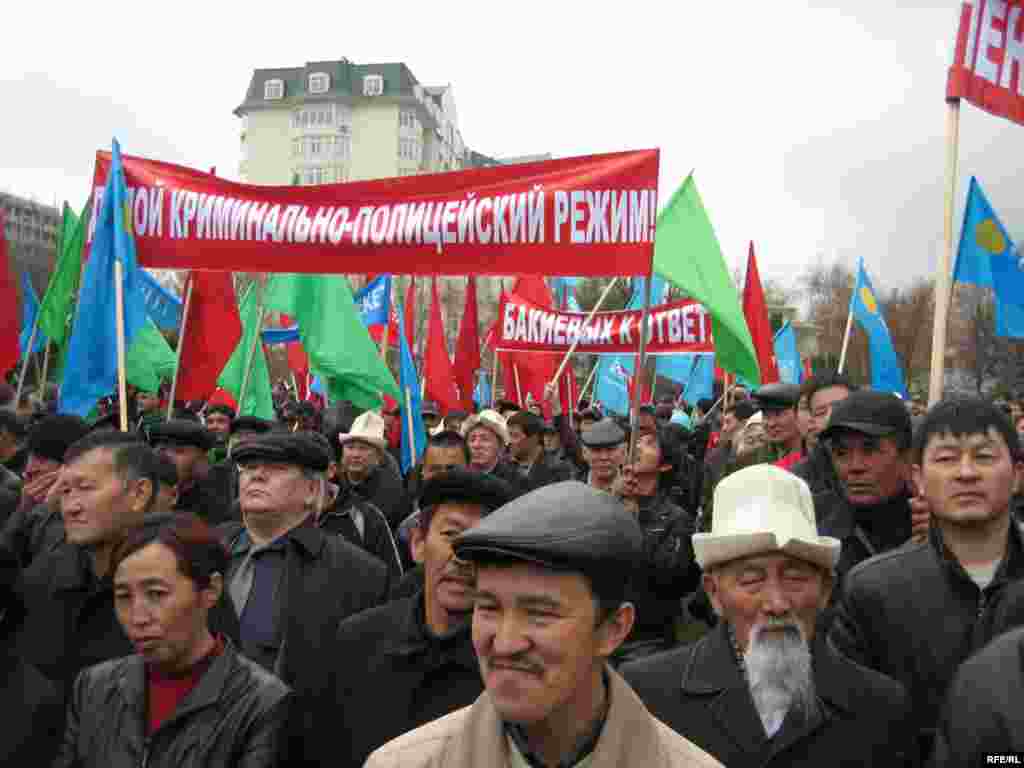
[224,431,390,763]
[506,410,574,492]
[621,465,914,768]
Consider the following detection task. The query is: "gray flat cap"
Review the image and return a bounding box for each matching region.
[579,418,627,448]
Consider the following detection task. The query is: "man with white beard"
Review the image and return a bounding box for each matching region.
[621,465,916,768]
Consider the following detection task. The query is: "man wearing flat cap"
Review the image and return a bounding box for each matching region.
[148,419,234,525]
[812,390,921,588]
[222,432,390,760]
[579,417,628,492]
[316,469,515,767]
[621,465,914,768]
[365,481,722,768]
[750,383,804,468]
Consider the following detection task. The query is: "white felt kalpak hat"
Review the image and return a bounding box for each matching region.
[338,411,387,453]
[461,409,510,446]
[693,464,840,571]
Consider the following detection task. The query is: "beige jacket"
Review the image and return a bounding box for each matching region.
[364,666,722,768]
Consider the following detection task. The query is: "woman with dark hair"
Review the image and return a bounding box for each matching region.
[0,543,64,764]
[54,513,292,768]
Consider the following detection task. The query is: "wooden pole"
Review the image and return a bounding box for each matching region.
[928,100,962,407]
[114,260,129,432]
[550,277,618,384]
[404,386,418,468]
[577,360,600,408]
[238,279,266,415]
[166,273,195,419]
[627,276,655,465]
[15,318,40,407]
[837,301,855,374]
[490,352,499,408]
[513,364,524,405]
[38,341,51,401]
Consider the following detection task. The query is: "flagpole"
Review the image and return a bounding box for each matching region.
[577,360,600,408]
[38,341,51,401]
[490,352,498,408]
[114,259,129,432]
[837,304,855,374]
[550,277,618,384]
[15,316,41,407]
[928,99,962,407]
[165,273,195,419]
[404,386,417,468]
[627,275,655,465]
[238,278,266,415]
[513,364,524,406]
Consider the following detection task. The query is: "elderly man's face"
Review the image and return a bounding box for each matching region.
[342,439,380,481]
[704,553,831,652]
[467,427,502,470]
[829,431,908,507]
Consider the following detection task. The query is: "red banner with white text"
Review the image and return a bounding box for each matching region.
[89,149,659,275]
[495,292,714,355]
[947,1,1024,126]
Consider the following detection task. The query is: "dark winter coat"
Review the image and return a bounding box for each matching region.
[829,522,1024,762]
[176,467,236,525]
[621,623,916,768]
[315,591,483,767]
[219,521,390,764]
[791,442,840,495]
[339,463,411,530]
[15,542,240,695]
[319,488,403,580]
[53,640,291,768]
[521,450,575,492]
[929,627,1024,767]
[0,648,65,765]
[1,499,66,568]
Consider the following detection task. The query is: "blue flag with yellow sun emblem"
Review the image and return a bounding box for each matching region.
[59,139,149,418]
[850,260,907,398]
[952,177,1024,338]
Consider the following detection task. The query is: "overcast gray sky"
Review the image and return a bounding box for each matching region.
[3,1,1022,293]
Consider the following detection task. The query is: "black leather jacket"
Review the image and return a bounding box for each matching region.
[54,640,292,768]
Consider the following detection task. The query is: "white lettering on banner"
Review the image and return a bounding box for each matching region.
[442,200,459,244]
[527,308,541,343]
[539,311,556,344]
[170,190,184,239]
[667,308,683,343]
[977,1,1009,85]
[566,317,582,343]
[570,190,587,244]
[619,316,634,345]
[503,302,517,341]
[182,191,198,236]
[149,188,164,237]
[554,191,569,243]
[515,306,528,342]
[528,190,544,243]
[553,316,568,345]
[476,197,493,244]
[132,187,149,236]
[1003,6,1024,94]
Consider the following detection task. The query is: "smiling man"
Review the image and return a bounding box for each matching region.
[321,469,514,768]
[622,465,914,768]
[830,397,1024,764]
[812,391,916,586]
[365,481,722,768]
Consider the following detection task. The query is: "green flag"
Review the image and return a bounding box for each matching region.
[38,200,89,347]
[654,175,760,385]
[217,284,274,420]
[265,273,400,410]
[125,319,177,393]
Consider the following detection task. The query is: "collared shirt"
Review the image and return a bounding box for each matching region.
[228,529,288,671]
[505,671,609,768]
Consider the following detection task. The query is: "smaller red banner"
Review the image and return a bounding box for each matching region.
[495,292,713,355]
[947,1,1024,126]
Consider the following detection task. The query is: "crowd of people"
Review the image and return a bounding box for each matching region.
[0,371,1022,766]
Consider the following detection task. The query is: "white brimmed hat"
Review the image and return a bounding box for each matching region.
[462,409,510,446]
[339,411,387,453]
[693,464,840,571]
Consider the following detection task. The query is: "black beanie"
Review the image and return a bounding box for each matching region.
[26,415,91,464]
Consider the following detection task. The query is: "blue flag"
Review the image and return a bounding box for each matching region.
[19,271,46,357]
[473,370,492,409]
[60,139,148,418]
[262,326,301,345]
[397,302,426,473]
[137,269,183,332]
[656,354,714,404]
[773,322,802,385]
[850,260,907,398]
[353,275,392,329]
[952,177,1024,337]
[551,277,582,312]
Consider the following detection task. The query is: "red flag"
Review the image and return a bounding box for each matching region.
[404,278,417,356]
[742,242,779,385]
[453,277,481,411]
[498,276,561,412]
[279,313,310,375]
[803,357,813,380]
[423,278,460,415]
[626,354,653,407]
[0,212,19,375]
[175,271,243,401]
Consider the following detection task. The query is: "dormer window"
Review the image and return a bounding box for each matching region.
[309,73,329,94]
[264,79,284,100]
[363,74,384,96]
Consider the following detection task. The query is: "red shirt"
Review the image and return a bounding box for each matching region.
[775,450,803,472]
[146,635,225,735]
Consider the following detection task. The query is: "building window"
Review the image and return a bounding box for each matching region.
[264,79,284,100]
[363,74,384,96]
[310,139,322,156]
[309,72,330,94]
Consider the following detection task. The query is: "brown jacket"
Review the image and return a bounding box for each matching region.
[364,666,721,768]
